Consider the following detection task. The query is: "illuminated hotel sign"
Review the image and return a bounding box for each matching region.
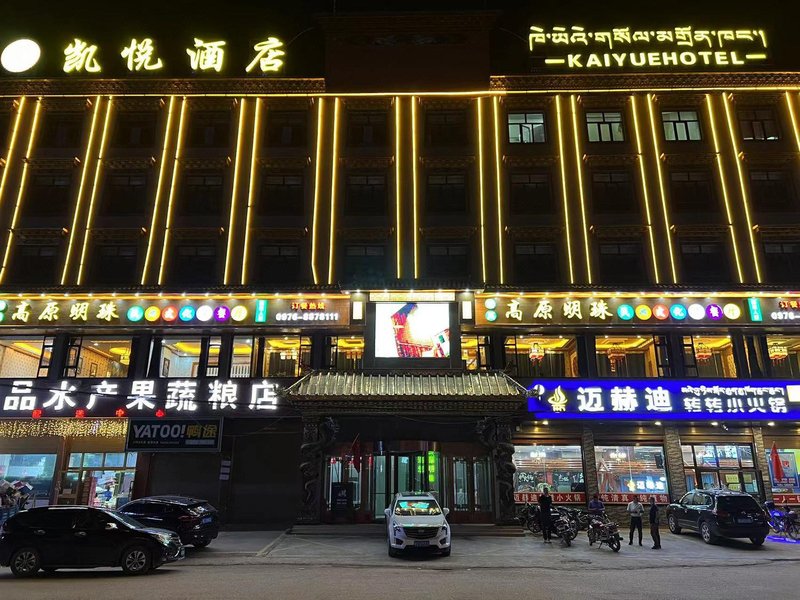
[527,379,800,420]
[529,25,769,69]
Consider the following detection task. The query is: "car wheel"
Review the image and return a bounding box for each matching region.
[527,520,541,535]
[121,545,151,575]
[10,548,40,578]
[750,536,766,546]
[609,538,621,552]
[700,521,716,544]
[193,539,211,548]
[441,546,451,557]
[668,515,681,534]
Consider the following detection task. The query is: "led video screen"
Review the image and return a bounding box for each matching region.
[374,302,451,359]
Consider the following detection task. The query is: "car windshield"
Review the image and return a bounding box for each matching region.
[717,496,761,511]
[106,510,145,529]
[394,500,442,516]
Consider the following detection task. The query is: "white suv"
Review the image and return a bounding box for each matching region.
[384,493,451,557]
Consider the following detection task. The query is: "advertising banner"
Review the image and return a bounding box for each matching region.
[126,418,222,452]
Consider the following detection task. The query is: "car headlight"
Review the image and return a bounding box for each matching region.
[441,523,448,532]
[154,532,174,547]
[392,522,403,534]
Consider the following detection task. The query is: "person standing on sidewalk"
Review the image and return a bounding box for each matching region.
[588,493,605,516]
[627,494,644,546]
[649,497,662,549]
[538,487,553,543]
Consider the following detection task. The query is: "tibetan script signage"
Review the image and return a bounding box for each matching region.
[126,418,223,452]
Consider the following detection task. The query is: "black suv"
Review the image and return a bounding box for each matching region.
[0,506,184,577]
[119,496,219,547]
[666,489,769,546]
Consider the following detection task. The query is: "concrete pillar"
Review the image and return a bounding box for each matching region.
[581,425,598,500]
[752,427,773,502]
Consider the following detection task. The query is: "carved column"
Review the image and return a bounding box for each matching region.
[752,426,773,502]
[477,417,517,524]
[663,425,687,501]
[298,416,338,524]
[581,426,598,500]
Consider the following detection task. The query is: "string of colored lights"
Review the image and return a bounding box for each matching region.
[569,95,592,283]
[327,97,341,284]
[554,95,575,284]
[476,97,488,283]
[0,96,26,214]
[241,97,263,285]
[224,98,247,284]
[0,418,128,439]
[492,96,505,285]
[310,97,325,285]
[157,96,188,285]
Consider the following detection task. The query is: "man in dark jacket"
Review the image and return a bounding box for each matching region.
[649,496,662,549]
[539,487,553,543]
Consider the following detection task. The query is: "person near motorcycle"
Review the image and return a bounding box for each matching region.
[539,487,553,543]
[588,493,605,515]
[649,496,662,550]
[627,494,644,546]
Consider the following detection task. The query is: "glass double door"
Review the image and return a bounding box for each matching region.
[372,452,441,517]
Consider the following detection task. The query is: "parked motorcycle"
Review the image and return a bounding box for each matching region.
[765,501,799,540]
[561,507,590,532]
[517,502,542,535]
[587,512,622,552]
[552,506,577,546]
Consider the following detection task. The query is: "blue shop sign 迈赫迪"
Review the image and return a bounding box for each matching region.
[527,380,800,420]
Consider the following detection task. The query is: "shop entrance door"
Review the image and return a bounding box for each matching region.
[392,452,441,499]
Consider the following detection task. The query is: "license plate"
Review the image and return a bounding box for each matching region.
[737,517,753,524]
[413,541,430,547]
[202,517,213,524]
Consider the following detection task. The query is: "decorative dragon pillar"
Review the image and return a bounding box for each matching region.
[477,417,517,524]
[298,416,339,523]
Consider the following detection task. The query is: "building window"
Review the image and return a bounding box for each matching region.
[39,112,83,148]
[682,334,737,378]
[261,336,311,377]
[347,111,387,147]
[112,112,157,148]
[0,454,57,505]
[160,337,205,378]
[343,244,385,283]
[591,171,636,213]
[680,241,731,284]
[764,335,800,378]
[461,335,490,371]
[661,110,702,141]
[763,242,800,284]
[9,245,59,285]
[90,245,138,285]
[765,445,800,495]
[180,172,224,216]
[510,172,553,214]
[505,335,578,378]
[513,445,585,500]
[508,112,546,144]
[683,444,759,495]
[101,172,148,216]
[63,452,137,509]
[749,170,795,211]
[598,242,646,284]
[265,111,307,147]
[670,170,716,212]
[25,172,72,218]
[426,173,466,213]
[0,337,53,378]
[64,337,132,378]
[425,110,467,147]
[738,108,780,141]
[426,244,469,278]
[596,446,668,496]
[586,111,624,142]
[259,173,304,215]
[344,173,386,215]
[169,245,218,285]
[254,245,301,284]
[596,335,661,377]
[325,336,365,371]
[186,111,230,148]
[513,243,559,284]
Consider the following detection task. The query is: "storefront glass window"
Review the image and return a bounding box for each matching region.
[161,337,203,377]
[765,335,800,377]
[461,335,490,371]
[682,444,760,495]
[67,337,132,378]
[595,445,668,495]
[0,337,50,378]
[230,336,255,378]
[103,453,126,468]
[513,445,585,494]
[0,454,57,506]
[62,451,137,510]
[505,335,578,378]
[765,447,800,494]
[683,334,736,378]
[595,335,658,377]
[262,336,311,377]
[206,337,222,376]
[326,336,365,371]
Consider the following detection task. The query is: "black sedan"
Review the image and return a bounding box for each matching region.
[0,505,184,577]
[119,496,219,547]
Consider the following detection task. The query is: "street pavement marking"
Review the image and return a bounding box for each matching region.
[256,532,287,557]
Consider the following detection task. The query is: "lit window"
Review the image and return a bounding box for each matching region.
[595,335,660,377]
[513,445,584,496]
[661,110,702,141]
[505,335,578,378]
[682,334,736,378]
[596,446,668,495]
[0,337,52,378]
[586,111,624,142]
[508,112,546,144]
[65,337,132,378]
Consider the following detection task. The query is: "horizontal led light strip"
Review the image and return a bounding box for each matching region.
[629,95,660,284]
[0,97,26,212]
[157,97,188,285]
[224,98,247,284]
[241,97,263,285]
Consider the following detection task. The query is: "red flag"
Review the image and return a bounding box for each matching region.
[770,442,785,483]
[351,436,361,473]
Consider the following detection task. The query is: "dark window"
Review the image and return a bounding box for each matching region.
[513,243,559,284]
[680,241,731,284]
[749,170,795,211]
[169,245,218,285]
[259,173,304,215]
[738,108,779,141]
[112,112,157,148]
[90,245,138,284]
[591,171,636,213]
[180,171,224,216]
[661,110,702,141]
[266,111,307,147]
[598,242,646,284]
[101,171,148,216]
[426,173,466,213]
[586,111,624,142]
[426,244,469,278]
[0,111,9,148]
[255,245,301,284]
[510,172,553,214]
[343,244,385,283]
[508,112,546,144]
[187,111,230,148]
[426,111,467,147]
[26,508,79,529]
[39,112,83,148]
[345,173,386,215]
[763,242,800,283]
[25,171,72,218]
[670,170,716,212]
[347,111,387,147]
[9,245,59,284]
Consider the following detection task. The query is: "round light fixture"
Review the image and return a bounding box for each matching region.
[1,39,41,73]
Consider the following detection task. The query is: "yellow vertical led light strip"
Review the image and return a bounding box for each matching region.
[326,97,341,285]
[157,97,188,285]
[554,96,575,284]
[0,98,42,283]
[411,96,420,278]
[569,95,592,283]
[0,97,27,212]
[706,94,745,284]
[223,98,247,285]
[76,97,114,285]
[646,93,678,283]
[492,96,505,285]
[786,92,800,153]
[394,96,402,279]
[476,97,488,283]
[310,97,325,285]
[722,92,762,283]
[61,95,103,285]
[241,97,262,285]
[141,96,177,284]
[629,95,661,284]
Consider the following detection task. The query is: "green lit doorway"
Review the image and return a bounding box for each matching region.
[393,451,441,498]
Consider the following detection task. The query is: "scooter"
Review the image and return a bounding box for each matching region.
[587,512,622,552]
[765,501,799,540]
